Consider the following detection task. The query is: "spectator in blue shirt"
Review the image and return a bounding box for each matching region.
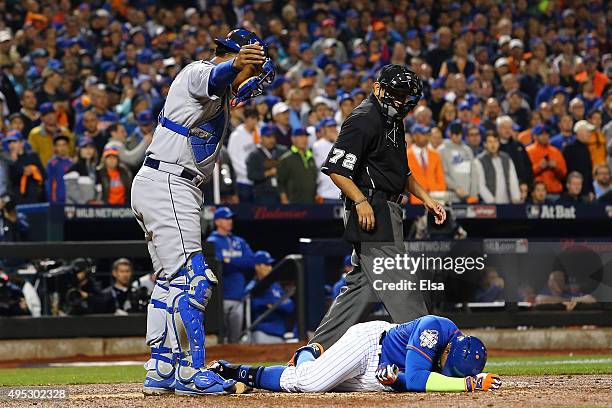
[550,114,575,150]
[206,206,255,343]
[247,251,295,344]
[45,135,73,203]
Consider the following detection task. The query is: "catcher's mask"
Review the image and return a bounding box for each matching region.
[375,64,422,122]
[214,28,275,107]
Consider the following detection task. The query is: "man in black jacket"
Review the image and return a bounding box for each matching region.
[310,65,446,349]
[563,120,594,196]
[246,124,287,204]
[496,115,533,186]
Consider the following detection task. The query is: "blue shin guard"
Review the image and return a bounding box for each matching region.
[171,253,236,395]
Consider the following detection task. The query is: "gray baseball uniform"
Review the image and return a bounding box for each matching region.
[131,60,230,385]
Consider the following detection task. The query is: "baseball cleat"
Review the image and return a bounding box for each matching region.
[174,369,238,396]
[143,372,176,396]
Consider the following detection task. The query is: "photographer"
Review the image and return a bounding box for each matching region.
[0,194,29,244]
[0,271,29,316]
[59,258,102,315]
[97,258,136,315]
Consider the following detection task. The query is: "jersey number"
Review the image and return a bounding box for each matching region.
[329,148,356,170]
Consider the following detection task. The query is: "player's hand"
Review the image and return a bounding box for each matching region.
[539,159,548,169]
[465,373,502,392]
[424,198,446,225]
[356,199,375,231]
[233,44,266,71]
[375,363,399,385]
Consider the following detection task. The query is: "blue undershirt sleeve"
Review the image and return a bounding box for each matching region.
[208,58,239,97]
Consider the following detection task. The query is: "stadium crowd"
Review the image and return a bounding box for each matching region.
[0,0,609,210]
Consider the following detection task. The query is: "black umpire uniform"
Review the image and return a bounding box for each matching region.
[311,65,429,349]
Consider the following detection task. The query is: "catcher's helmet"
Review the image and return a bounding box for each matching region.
[440,333,487,377]
[214,28,275,106]
[376,64,422,121]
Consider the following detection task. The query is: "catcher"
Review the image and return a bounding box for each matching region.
[209,315,501,393]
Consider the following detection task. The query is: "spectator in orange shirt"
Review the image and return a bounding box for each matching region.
[518,111,544,146]
[586,110,606,166]
[97,148,132,205]
[526,124,567,195]
[575,56,609,97]
[406,125,446,204]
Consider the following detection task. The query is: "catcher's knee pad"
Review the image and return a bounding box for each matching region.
[174,293,206,370]
[184,252,218,311]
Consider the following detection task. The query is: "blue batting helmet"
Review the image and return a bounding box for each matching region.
[440,333,487,377]
[215,29,275,106]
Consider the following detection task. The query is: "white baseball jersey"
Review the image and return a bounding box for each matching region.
[280,321,396,392]
[147,60,230,179]
[312,138,341,199]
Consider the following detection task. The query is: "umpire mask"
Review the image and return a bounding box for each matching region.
[375,65,423,122]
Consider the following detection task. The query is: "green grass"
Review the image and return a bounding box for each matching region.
[1,355,611,386]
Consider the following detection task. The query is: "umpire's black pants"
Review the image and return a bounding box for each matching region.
[309,200,429,350]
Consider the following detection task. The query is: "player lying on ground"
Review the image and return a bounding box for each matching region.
[209,315,501,393]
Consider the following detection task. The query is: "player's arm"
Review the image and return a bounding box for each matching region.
[402,347,467,392]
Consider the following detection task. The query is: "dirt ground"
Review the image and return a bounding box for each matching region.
[2,375,612,407]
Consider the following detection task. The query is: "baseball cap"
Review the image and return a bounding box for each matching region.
[0,30,11,43]
[185,7,197,19]
[498,35,511,46]
[39,102,55,115]
[4,130,22,143]
[573,120,595,133]
[432,77,446,89]
[323,38,337,48]
[406,29,418,40]
[458,101,471,111]
[292,127,308,137]
[319,117,337,128]
[137,109,153,124]
[339,93,353,103]
[509,39,524,49]
[372,21,386,31]
[254,250,275,265]
[78,137,95,148]
[214,206,235,220]
[103,147,120,158]
[449,121,463,135]
[324,75,337,85]
[312,96,331,108]
[411,124,430,134]
[299,43,311,53]
[302,68,317,78]
[260,124,277,137]
[531,124,550,136]
[494,57,509,69]
[31,48,48,59]
[271,102,290,116]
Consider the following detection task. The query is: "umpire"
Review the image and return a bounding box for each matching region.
[311,65,446,350]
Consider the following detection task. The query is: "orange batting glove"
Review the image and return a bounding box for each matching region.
[465,373,502,392]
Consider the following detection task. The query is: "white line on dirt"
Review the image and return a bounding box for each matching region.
[487,358,612,366]
[48,361,143,367]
